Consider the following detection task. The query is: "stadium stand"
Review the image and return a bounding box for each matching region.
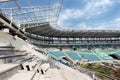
[48,51,66,60]
[65,51,81,61]
[78,50,100,61]
[94,49,114,60]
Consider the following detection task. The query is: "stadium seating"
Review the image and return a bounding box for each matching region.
[79,51,100,61]
[107,49,118,53]
[47,48,120,64]
[108,49,120,56]
[48,51,66,60]
[94,49,114,60]
[65,51,81,61]
[114,52,120,56]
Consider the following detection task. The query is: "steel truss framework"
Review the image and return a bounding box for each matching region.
[0,0,63,28]
[0,0,20,9]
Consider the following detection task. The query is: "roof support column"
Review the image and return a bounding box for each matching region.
[44,36,45,45]
[67,37,69,44]
[60,37,61,44]
[52,37,53,44]
[73,37,76,44]
[48,37,50,44]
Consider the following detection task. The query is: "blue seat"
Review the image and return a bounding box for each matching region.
[48,51,65,60]
[65,51,81,61]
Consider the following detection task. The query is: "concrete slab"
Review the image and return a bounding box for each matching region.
[0,64,19,74]
[8,70,35,80]
[0,64,20,80]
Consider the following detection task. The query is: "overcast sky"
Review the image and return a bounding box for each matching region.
[58,0,120,30]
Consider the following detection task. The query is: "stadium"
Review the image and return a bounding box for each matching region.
[0,0,120,80]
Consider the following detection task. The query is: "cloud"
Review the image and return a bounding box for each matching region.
[115,18,120,22]
[59,17,120,30]
[58,0,117,30]
[111,18,120,29]
[84,0,113,18]
[74,17,120,30]
[58,9,83,27]
[70,23,107,30]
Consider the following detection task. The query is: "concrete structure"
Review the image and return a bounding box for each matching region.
[0,30,93,80]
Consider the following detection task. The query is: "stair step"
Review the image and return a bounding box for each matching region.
[8,70,36,80]
[33,73,40,80]
[0,64,20,80]
[0,54,26,58]
[0,46,14,48]
[0,54,27,63]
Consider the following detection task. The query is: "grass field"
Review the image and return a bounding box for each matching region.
[81,64,114,80]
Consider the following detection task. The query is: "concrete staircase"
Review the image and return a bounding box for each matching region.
[0,59,44,80]
[0,31,48,80]
[0,64,20,80]
[0,45,32,64]
[8,60,45,80]
[8,70,36,80]
[0,46,14,55]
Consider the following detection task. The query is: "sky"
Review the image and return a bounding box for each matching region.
[1,0,120,30]
[58,0,120,30]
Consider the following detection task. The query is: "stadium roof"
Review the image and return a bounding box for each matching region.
[25,22,120,38]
